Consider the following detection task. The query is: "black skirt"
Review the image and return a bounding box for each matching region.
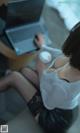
[28,92,79,133]
[39,106,79,133]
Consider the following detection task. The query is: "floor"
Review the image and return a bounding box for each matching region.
[1,3,80,133]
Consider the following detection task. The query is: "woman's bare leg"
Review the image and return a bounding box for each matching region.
[21,67,39,89]
[0,72,37,102]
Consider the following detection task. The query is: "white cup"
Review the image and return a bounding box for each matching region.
[39,51,52,63]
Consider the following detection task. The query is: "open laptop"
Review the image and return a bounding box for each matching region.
[5,0,48,55]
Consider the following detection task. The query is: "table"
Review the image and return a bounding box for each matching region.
[0,40,36,70]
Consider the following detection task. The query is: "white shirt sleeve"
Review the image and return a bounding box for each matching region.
[40,70,67,110]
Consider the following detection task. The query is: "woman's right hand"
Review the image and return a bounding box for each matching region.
[34,33,45,48]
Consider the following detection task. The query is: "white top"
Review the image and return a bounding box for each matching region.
[40,46,80,110]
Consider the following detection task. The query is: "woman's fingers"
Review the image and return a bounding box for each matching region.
[34,33,45,48]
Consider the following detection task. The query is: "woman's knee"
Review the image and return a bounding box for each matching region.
[10,71,23,85]
[21,67,38,81]
[21,67,34,76]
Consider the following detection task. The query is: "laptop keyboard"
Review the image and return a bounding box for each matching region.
[7,23,45,43]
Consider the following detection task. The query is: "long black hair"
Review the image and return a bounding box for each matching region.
[62,22,80,70]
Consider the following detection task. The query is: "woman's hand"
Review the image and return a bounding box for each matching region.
[34,33,45,48]
[36,58,47,78]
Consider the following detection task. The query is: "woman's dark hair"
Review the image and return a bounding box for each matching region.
[62,22,80,70]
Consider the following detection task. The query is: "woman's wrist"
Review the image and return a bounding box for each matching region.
[39,43,46,49]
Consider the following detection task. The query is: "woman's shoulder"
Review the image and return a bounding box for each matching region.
[53,55,69,69]
[42,69,68,84]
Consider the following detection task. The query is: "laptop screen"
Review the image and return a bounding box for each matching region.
[6,0,45,28]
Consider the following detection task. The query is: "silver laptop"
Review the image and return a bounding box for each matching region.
[5,0,48,55]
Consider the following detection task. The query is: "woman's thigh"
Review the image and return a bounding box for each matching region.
[21,67,39,89]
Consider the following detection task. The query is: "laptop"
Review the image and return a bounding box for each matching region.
[5,0,48,55]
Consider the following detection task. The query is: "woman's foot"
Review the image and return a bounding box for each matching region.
[0,119,7,125]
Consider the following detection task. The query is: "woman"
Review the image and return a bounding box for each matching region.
[0,22,80,133]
